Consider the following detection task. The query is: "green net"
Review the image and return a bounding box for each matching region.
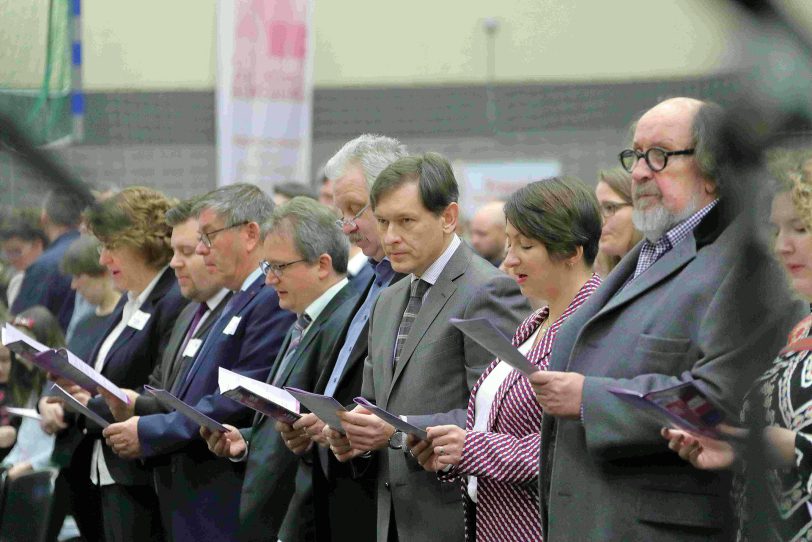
[0,0,71,147]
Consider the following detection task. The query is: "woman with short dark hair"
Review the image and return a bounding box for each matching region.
[416,176,603,541]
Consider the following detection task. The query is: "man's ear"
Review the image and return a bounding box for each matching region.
[317,253,332,279]
[441,202,459,234]
[243,222,262,251]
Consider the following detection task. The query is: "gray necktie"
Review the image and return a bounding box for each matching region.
[393,279,430,367]
[272,312,313,386]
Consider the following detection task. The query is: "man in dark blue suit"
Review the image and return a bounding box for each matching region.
[202,197,360,542]
[11,191,85,330]
[101,184,295,542]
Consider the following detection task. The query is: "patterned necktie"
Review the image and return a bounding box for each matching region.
[393,279,430,367]
[272,312,313,386]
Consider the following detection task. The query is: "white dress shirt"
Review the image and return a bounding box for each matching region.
[90,268,166,486]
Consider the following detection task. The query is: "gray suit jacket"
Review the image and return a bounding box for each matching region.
[539,203,806,541]
[362,242,530,542]
[134,293,230,416]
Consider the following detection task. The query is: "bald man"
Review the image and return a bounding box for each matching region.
[469,200,506,266]
[532,97,805,541]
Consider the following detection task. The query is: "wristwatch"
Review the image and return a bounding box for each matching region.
[388,430,405,450]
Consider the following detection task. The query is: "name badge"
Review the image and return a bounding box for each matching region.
[223,316,242,335]
[183,338,202,358]
[127,310,151,331]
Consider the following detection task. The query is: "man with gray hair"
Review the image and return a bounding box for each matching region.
[203,197,359,541]
[530,98,805,541]
[111,183,296,541]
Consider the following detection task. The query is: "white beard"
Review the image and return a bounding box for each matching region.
[632,190,703,242]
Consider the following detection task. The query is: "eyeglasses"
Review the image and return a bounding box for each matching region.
[335,203,369,230]
[1,249,22,259]
[618,147,695,173]
[198,221,249,248]
[260,258,307,278]
[598,201,631,219]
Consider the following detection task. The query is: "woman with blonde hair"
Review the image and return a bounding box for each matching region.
[56,186,187,542]
[593,168,642,277]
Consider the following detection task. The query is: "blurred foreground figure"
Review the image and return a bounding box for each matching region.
[531,97,805,541]
[664,151,812,541]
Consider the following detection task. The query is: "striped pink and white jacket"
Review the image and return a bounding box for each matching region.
[443,274,601,541]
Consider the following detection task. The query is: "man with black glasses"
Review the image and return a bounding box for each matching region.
[530,97,805,541]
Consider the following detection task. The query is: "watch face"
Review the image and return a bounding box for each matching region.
[389,430,404,449]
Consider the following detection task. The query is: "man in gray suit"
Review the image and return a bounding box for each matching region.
[531,97,806,541]
[334,152,529,541]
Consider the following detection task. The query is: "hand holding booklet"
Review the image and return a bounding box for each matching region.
[284,388,347,434]
[353,397,428,441]
[2,323,130,404]
[608,380,725,439]
[218,368,300,424]
[51,383,110,429]
[143,386,227,433]
[449,317,536,376]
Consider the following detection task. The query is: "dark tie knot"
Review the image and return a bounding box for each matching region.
[410,278,430,299]
[194,302,209,318]
[294,313,312,333]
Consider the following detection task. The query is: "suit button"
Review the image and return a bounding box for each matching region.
[384,482,390,490]
[82,428,88,435]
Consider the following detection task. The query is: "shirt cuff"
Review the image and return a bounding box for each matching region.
[229,440,250,463]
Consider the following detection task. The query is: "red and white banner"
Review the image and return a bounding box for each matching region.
[217,0,313,191]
